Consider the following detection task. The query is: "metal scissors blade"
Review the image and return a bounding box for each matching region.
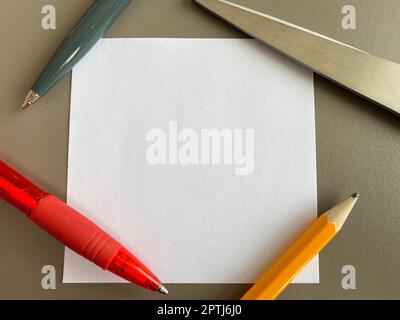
[195,0,400,116]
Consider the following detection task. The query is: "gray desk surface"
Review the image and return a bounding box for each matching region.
[0,0,399,299]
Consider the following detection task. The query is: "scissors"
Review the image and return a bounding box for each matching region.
[195,0,400,116]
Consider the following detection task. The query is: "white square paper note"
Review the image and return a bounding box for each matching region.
[64,38,318,284]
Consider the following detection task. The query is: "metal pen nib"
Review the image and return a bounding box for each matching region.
[157,284,169,295]
[22,90,40,110]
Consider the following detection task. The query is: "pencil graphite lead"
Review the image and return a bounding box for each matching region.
[21,90,40,110]
[157,284,169,295]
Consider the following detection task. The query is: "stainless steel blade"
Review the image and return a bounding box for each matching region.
[195,0,400,116]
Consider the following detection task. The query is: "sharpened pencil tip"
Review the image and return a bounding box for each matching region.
[22,91,40,110]
[327,194,360,232]
[157,284,169,295]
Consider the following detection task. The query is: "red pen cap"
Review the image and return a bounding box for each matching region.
[0,160,47,216]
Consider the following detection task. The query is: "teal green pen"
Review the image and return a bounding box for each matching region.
[22,0,133,109]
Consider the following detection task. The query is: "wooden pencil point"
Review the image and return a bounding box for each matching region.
[326,194,359,232]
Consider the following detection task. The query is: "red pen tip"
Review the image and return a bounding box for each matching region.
[157,284,169,295]
[107,247,161,292]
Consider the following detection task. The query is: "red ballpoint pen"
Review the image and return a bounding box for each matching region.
[0,160,168,295]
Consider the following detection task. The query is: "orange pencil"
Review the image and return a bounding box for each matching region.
[242,193,360,300]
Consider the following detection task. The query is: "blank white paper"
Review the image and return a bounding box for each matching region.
[64,38,318,284]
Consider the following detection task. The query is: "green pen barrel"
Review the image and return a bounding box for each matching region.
[32,0,133,97]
